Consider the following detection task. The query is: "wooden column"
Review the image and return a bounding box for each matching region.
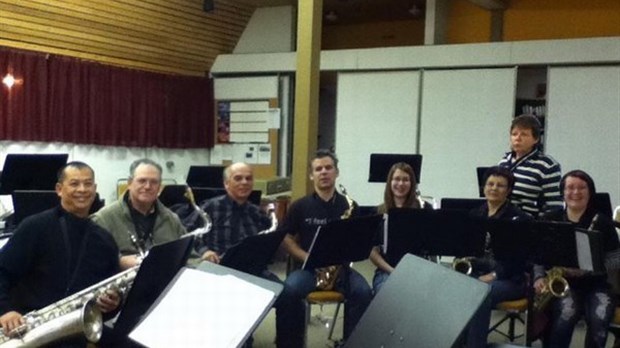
[291,0,323,200]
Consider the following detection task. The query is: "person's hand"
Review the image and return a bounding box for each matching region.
[534,277,546,295]
[0,311,24,336]
[201,250,220,264]
[120,255,141,270]
[96,289,121,313]
[478,272,497,284]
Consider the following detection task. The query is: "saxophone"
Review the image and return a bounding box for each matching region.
[181,186,212,238]
[315,184,355,291]
[533,267,569,312]
[258,202,278,235]
[0,266,138,348]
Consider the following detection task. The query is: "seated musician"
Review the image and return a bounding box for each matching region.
[195,162,286,347]
[369,162,432,294]
[92,158,198,270]
[0,162,121,347]
[195,162,274,266]
[279,149,372,348]
[534,170,619,347]
[465,166,531,347]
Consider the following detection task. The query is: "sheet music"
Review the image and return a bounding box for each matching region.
[129,268,275,348]
[575,231,594,271]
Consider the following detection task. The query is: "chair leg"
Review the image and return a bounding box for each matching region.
[327,301,342,341]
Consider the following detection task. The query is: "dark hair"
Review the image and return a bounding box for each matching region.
[560,170,597,210]
[511,114,542,140]
[129,158,162,180]
[57,161,95,183]
[483,166,515,192]
[310,149,339,171]
[379,162,419,213]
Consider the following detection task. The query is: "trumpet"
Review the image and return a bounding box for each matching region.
[533,267,569,312]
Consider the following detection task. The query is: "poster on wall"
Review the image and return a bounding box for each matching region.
[217,101,230,144]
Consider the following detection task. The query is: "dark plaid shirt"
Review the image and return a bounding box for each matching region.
[196,194,271,255]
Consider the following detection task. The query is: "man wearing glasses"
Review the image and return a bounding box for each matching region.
[92,158,189,270]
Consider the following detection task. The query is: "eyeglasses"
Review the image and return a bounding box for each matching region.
[564,185,588,192]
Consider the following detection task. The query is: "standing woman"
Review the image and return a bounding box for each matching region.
[535,170,619,348]
[369,162,431,294]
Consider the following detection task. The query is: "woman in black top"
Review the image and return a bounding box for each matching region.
[466,166,531,347]
[535,170,619,348]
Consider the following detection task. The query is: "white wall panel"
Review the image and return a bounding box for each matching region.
[335,71,420,206]
[546,66,620,208]
[419,68,517,200]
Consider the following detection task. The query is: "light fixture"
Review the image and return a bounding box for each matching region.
[2,74,15,88]
[325,10,338,22]
[408,4,422,17]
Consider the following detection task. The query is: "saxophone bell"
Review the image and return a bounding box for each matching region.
[533,267,569,312]
[452,257,473,275]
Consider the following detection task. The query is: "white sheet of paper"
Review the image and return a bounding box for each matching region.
[575,231,594,271]
[129,268,275,348]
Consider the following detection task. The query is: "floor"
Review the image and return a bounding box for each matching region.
[250,260,616,348]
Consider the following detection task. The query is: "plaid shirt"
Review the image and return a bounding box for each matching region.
[196,194,271,255]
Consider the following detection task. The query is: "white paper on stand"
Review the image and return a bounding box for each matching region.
[129,268,275,348]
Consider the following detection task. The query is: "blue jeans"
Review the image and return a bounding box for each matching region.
[275,268,372,348]
[372,269,390,296]
[546,284,614,348]
[466,278,525,347]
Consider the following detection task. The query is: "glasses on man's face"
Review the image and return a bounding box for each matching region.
[134,178,161,187]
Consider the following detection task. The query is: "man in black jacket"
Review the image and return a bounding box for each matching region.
[0,161,120,345]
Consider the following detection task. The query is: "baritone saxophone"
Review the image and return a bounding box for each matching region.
[0,267,138,348]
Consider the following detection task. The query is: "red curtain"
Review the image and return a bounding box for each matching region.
[0,47,214,148]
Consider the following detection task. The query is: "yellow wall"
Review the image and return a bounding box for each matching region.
[322,20,425,50]
[323,0,620,48]
[504,0,620,41]
[446,0,492,44]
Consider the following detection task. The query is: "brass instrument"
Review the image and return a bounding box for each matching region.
[315,184,354,291]
[533,267,569,312]
[0,266,138,347]
[258,202,278,235]
[452,257,474,275]
[181,186,212,238]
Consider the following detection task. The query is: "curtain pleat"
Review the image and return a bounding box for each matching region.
[0,47,214,148]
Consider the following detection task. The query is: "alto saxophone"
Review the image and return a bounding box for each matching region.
[315,184,355,291]
[533,267,569,312]
[0,267,138,348]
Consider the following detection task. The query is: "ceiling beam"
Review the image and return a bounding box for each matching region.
[467,0,507,10]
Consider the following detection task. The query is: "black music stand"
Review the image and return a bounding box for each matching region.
[11,190,59,227]
[186,165,225,189]
[0,154,68,194]
[384,208,486,266]
[101,237,194,347]
[302,214,383,270]
[220,230,287,276]
[483,218,536,264]
[368,153,422,183]
[440,197,485,211]
[157,184,188,208]
[344,254,490,348]
[532,221,604,272]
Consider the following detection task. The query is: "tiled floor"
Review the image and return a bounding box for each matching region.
[250,260,615,348]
